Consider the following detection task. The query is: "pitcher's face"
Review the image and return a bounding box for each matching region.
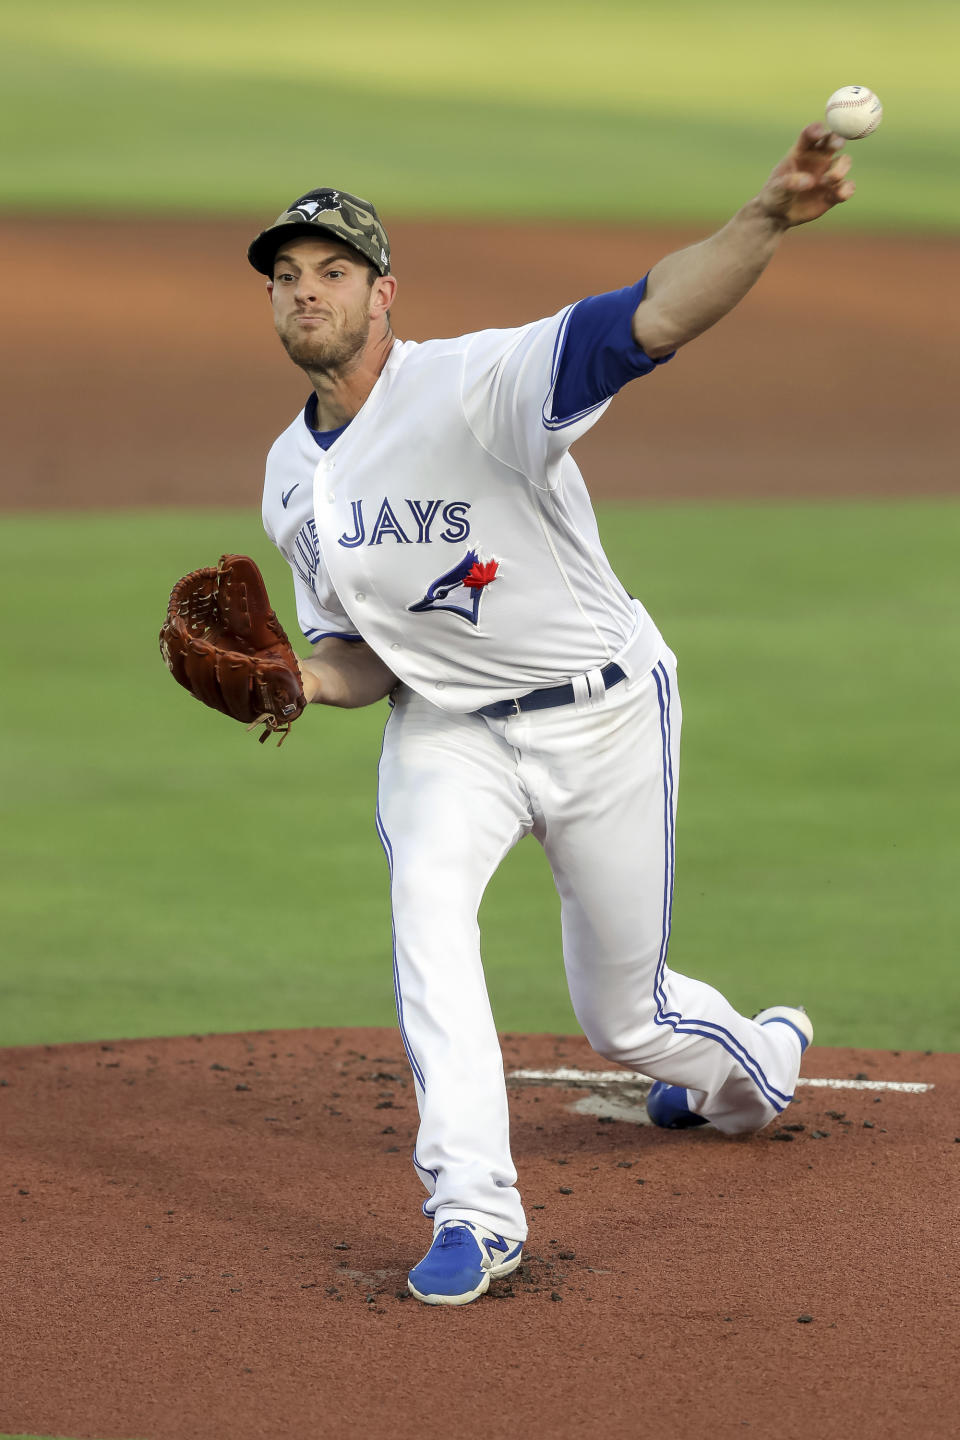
[268,238,379,371]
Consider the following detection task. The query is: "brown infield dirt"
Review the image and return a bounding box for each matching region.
[1,214,956,509]
[1,1031,958,1440]
[1,215,958,1439]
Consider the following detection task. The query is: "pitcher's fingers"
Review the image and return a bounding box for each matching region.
[797,122,845,154]
[780,171,816,191]
[824,179,856,206]
[825,152,854,182]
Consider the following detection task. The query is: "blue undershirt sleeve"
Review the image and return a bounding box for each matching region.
[549,275,674,427]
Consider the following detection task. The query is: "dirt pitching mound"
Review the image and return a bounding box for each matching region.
[1,1028,956,1440]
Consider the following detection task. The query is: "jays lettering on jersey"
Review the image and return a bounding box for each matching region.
[262,280,672,712]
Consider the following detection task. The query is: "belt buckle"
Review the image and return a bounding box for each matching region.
[510,698,522,716]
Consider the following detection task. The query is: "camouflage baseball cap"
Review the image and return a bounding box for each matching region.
[247,188,391,277]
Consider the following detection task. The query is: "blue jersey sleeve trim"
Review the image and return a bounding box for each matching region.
[302,629,364,644]
[545,275,674,430]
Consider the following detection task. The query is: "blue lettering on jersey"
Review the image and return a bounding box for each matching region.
[339,501,366,548]
[293,519,321,596]
[337,499,472,548]
[439,502,471,542]
[405,498,443,542]
[369,498,411,545]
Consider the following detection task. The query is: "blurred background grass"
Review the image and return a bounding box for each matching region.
[0,0,958,227]
[1,502,957,1051]
[1,0,957,1054]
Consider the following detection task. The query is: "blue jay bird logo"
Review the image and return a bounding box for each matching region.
[289,189,342,220]
[408,549,499,625]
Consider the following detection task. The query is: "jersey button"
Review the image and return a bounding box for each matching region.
[390,643,401,651]
[354,592,366,602]
[327,493,336,503]
[435,682,445,691]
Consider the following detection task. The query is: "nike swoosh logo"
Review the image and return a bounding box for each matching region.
[282,484,300,508]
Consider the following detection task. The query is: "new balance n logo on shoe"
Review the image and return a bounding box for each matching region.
[481,1232,521,1265]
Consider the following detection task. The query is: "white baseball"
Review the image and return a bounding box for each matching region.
[825,85,883,139]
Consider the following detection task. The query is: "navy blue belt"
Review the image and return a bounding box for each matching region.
[475,662,626,720]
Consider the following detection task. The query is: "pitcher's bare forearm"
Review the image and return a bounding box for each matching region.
[297,636,396,708]
[633,124,853,358]
[634,199,787,357]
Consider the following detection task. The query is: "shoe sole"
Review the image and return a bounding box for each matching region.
[487,1250,523,1281]
[407,1249,523,1306]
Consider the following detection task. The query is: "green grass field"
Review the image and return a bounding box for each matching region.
[1,500,957,1055]
[1,0,958,228]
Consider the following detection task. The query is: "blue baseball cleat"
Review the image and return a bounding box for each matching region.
[408,1219,523,1306]
[646,1006,814,1129]
[645,1081,710,1129]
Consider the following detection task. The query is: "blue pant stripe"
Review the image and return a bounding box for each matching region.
[652,665,674,985]
[374,798,428,1096]
[660,663,677,943]
[413,1149,439,1182]
[651,661,791,1112]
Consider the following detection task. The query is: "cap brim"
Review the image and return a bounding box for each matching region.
[247,223,380,276]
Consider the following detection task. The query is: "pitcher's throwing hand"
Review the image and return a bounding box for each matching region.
[760,122,856,226]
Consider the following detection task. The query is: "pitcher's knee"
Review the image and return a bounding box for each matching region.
[580,1003,662,1066]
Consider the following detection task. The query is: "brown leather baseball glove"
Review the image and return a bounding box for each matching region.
[159,553,306,745]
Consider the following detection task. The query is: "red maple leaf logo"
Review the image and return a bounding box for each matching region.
[462,558,499,590]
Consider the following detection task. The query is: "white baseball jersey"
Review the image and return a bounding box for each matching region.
[258,279,811,1249]
[263,301,666,712]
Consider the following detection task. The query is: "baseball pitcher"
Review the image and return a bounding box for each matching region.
[241,126,852,1304]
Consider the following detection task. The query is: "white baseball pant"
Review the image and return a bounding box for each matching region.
[375,650,805,1241]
